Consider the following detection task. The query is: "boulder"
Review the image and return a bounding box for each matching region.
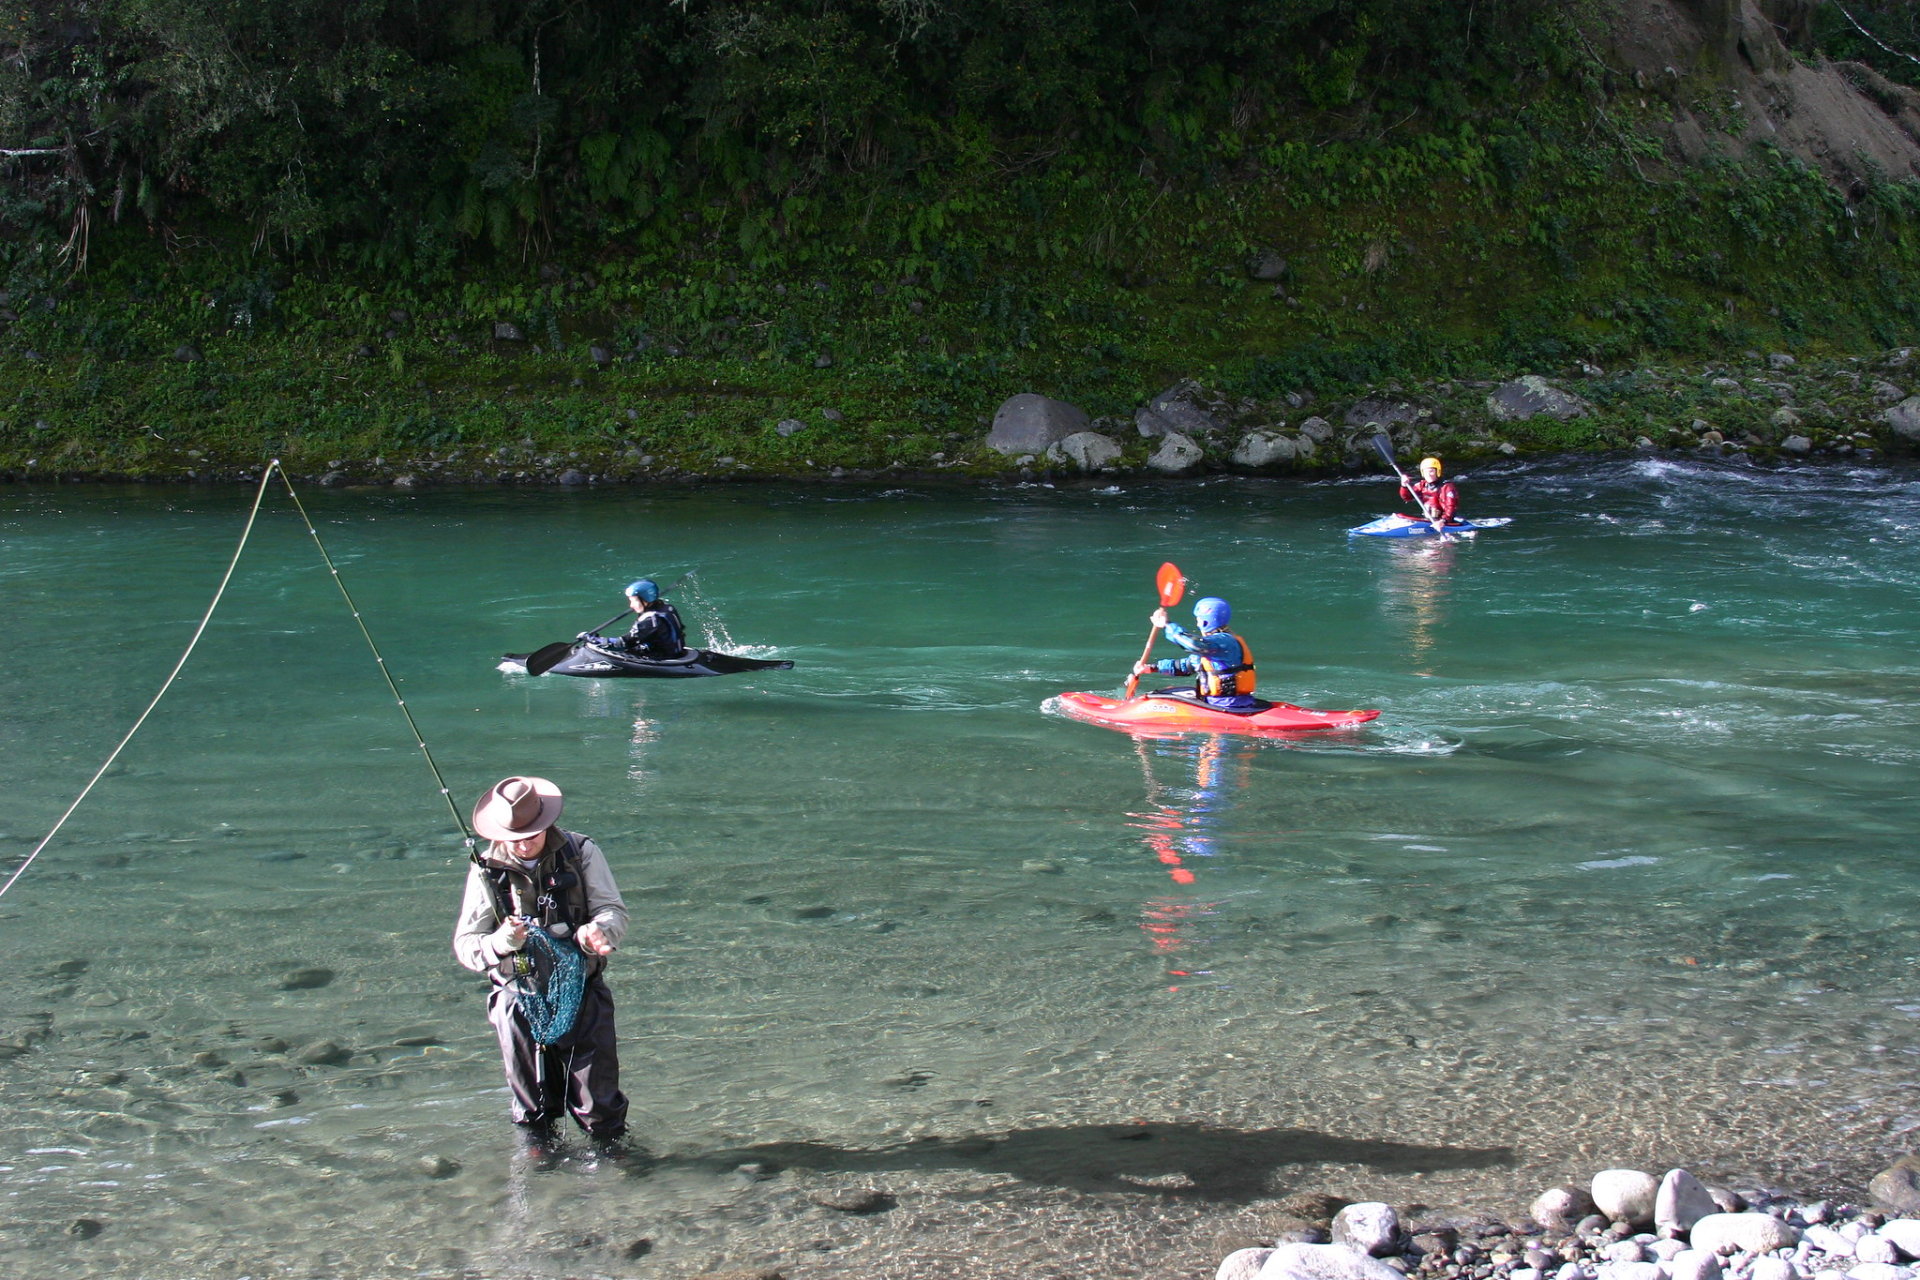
[493,322,525,342]
[1844,1265,1913,1280]
[1877,396,1920,444]
[1669,1251,1724,1280]
[1876,1165,1920,1218]
[1655,1169,1721,1236]
[776,418,806,437]
[1046,431,1123,472]
[1233,431,1298,469]
[1872,380,1907,404]
[1298,416,1335,444]
[1147,431,1206,474]
[1257,1242,1408,1280]
[1592,1169,1660,1227]
[1781,435,1813,454]
[1487,376,1591,422]
[1747,1258,1795,1280]
[1248,250,1289,281]
[1343,397,1422,428]
[987,393,1091,456]
[1221,1249,1277,1280]
[1687,1213,1800,1255]
[1596,1263,1664,1280]
[1768,353,1796,369]
[1879,1220,1920,1259]
[1331,1203,1399,1257]
[1532,1186,1599,1233]
[1857,1237,1901,1266]
[1136,381,1225,439]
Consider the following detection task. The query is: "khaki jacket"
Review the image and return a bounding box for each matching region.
[451,829,628,980]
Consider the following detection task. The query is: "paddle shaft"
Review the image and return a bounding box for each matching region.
[1371,434,1440,525]
[1123,623,1162,700]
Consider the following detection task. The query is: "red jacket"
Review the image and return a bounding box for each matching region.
[1400,478,1458,522]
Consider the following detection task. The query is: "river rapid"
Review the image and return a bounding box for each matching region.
[4,456,1920,1280]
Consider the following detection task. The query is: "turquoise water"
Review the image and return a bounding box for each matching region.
[5,458,1920,1278]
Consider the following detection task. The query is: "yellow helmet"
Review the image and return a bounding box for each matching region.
[1419,457,1442,476]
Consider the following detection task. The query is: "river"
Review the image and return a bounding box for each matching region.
[4,456,1920,1279]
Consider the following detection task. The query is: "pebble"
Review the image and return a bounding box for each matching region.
[1211,1168,1907,1280]
[1594,1170,1660,1228]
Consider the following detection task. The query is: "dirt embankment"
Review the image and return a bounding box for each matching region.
[1600,0,1920,184]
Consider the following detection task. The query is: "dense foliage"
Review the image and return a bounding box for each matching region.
[0,0,1578,269]
[2,2,1920,478]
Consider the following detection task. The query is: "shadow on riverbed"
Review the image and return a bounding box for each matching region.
[677,1122,1513,1202]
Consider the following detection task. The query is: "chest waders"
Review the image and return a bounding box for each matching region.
[479,835,593,1109]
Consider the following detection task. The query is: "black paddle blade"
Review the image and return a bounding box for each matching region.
[1369,433,1399,470]
[524,640,577,676]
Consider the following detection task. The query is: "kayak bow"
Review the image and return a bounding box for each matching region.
[502,643,794,679]
[1348,514,1512,538]
[1051,690,1379,737]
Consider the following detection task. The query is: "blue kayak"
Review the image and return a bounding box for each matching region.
[1348,514,1512,538]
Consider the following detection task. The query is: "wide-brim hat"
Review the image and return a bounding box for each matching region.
[472,775,564,841]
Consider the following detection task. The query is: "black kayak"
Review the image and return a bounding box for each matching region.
[503,643,794,679]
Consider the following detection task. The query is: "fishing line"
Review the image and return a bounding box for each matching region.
[2,465,282,900]
[6,460,473,900]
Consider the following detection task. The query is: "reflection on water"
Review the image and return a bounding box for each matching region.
[1374,536,1460,677]
[1128,736,1252,991]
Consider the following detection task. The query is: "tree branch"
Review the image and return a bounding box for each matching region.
[1835,3,1920,71]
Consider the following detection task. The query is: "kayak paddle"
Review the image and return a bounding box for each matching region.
[1123,561,1188,700]
[1370,433,1442,532]
[525,608,630,676]
[524,567,702,676]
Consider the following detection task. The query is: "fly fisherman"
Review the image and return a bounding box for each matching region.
[453,775,631,1162]
[581,578,688,658]
[1133,596,1259,710]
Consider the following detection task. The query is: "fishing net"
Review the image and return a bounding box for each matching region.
[511,925,586,1044]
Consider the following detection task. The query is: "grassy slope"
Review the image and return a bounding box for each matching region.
[4,88,1919,482]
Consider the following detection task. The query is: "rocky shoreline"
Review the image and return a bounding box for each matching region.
[5,350,1920,488]
[1218,1162,1920,1280]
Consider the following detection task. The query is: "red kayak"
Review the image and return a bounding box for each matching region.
[1052,690,1380,737]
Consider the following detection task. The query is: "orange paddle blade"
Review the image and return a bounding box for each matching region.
[1156,562,1186,607]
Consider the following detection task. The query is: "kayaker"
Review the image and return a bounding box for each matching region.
[1400,456,1458,525]
[1133,596,1259,709]
[453,775,632,1160]
[584,578,688,658]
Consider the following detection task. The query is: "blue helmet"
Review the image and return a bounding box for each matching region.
[1194,597,1231,630]
[625,578,659,603]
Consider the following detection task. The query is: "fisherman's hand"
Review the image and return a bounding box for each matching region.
[488,917,529,953]
[576,923,615,956]
[1150,607,1168,628]
[1133,661,1154,677]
